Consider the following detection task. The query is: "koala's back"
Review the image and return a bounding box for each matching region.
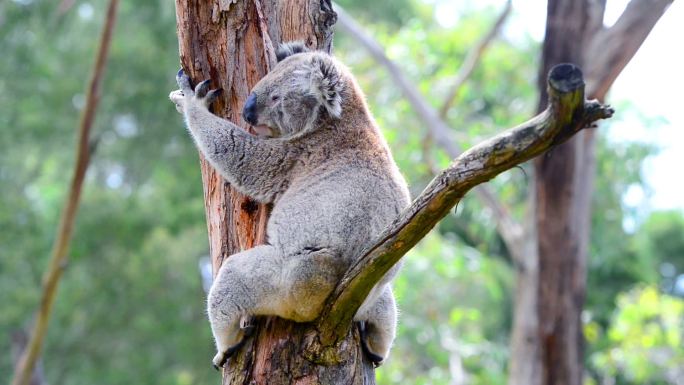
[267,141,410,263]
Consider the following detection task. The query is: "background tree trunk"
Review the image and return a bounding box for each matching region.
[509,1,671,384]
[509,2,593,382]
[173,1,374,384]
[533,2,590,385]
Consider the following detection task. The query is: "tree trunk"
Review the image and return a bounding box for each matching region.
[509,3,591,383]
[173,1,375,384]
[509,0,671,384]
[534,3,590,385]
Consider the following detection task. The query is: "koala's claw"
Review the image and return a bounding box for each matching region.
[240,315,256,331]
[211,317,258,370]
[195,79,211,98]
[173,69,222,109]
[205,88,223,105]
[357,322,384,368]
[176,68,193,93]
[211,337,249,370]
[211,349,229,370]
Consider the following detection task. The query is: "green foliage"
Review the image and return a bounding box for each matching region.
[335,0,418,27]
[378,234,512,384]
[590,286,684,384]
[0,0,214,383]
[634,211,684,288]
[1,0,681,384]
[586,137,659,327]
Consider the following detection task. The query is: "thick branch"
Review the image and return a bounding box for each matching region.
[11,2,118,385]
[585,0,672,99]
[335,4,525,260]
[315,63,613,347]
[439,0,512,118]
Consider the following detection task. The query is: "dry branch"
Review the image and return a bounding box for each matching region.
[11,1,119,384]
[314,63,613,348]
[335,4,526,260]
[439,0,512,118]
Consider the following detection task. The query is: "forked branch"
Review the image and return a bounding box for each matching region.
[314,63,614,348]
[584,0,672,99]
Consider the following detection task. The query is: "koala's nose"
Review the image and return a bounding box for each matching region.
[242,93,258,125]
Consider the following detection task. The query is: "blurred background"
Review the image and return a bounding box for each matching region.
[1,0,682,384]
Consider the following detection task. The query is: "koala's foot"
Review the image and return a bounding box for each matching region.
[357,321,385,368]
[211,316,257,370]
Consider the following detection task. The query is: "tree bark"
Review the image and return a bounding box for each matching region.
[173,1,373,384]
[534,3,590,385]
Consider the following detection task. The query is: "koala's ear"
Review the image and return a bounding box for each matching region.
[276,41,309,62]
[309,56,343,118]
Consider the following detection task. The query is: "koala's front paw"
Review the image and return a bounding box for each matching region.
[174,69,223,110]
[169,89,185,114]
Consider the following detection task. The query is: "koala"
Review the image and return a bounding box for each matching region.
[169,42,410,369]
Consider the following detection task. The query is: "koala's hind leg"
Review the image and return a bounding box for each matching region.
[207,245,284,369]
[354,285,397,366]
[282,247,347,321]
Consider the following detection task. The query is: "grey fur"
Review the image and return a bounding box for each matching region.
[275,41,309,62]
[169,45,410,368]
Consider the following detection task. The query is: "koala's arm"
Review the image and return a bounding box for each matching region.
[171,72,295,202]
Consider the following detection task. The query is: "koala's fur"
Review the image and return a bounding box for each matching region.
[169,42,410,369]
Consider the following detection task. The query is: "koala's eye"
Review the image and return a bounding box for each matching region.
[271,95,280,102]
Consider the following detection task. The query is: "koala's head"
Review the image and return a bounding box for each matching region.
[242,42,345,138]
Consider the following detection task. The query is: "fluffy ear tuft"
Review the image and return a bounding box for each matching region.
[309,56,344,118]
[276,41,310,62]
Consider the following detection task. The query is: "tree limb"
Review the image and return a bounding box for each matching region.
[439,0,512,118]
[335,4,525,260]
[11,1,118,384]
[585,0,672,99]
[314,63,614,348]
[10,330,47,385]
[586,0,607,36]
